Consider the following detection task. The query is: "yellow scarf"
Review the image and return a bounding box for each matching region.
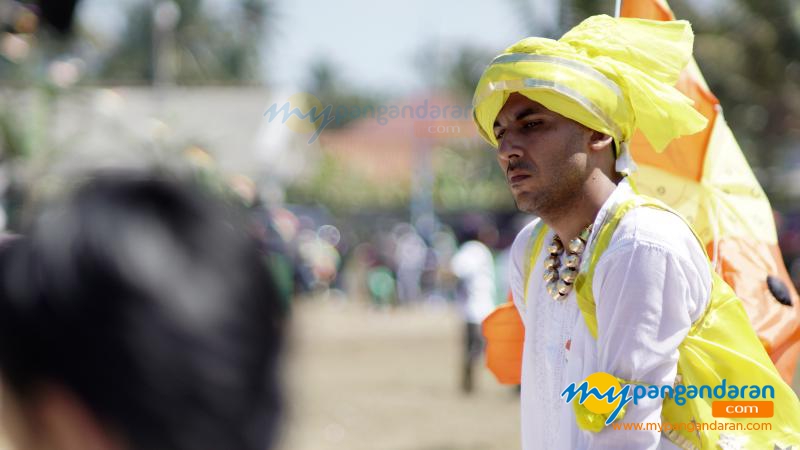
[472,14,708,174]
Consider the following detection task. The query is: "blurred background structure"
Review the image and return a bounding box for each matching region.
[1,0,800,449]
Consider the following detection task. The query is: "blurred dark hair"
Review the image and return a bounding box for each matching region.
[0,172,285,450]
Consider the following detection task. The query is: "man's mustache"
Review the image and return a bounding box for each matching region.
[507,160,535,175]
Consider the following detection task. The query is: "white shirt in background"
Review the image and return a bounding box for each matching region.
[451,240,497,324]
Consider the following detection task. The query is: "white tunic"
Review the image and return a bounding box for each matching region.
[509,179,712,450]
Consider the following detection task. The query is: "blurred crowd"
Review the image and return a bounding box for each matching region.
[258,193,800,314]
[257,203,800,307]
[253,198,532,314]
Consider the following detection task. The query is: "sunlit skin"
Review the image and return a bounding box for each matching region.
[493,93,622,243]
[0,382,127,450]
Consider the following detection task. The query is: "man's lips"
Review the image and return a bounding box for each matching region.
[508,173,531,185]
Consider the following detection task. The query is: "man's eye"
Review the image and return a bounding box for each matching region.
[495,131,504,140]
[524,120,542,129]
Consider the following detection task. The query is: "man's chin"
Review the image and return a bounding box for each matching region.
[511,191,539,214]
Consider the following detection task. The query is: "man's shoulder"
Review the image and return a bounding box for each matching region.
[508,217,542,307]
[606,205,705,263]
[510,217,543,262]
[598,204,713,320]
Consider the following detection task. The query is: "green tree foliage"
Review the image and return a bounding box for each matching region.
[304,59,382,129]
[285,152,410,212]
[98,0,270,84]
[433,146,515,212]
[413,45,493,103]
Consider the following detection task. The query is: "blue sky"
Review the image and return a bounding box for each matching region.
[76,0,722,95]
[77,0,565,94]
[264,0,559,94]
[261,0,721,94]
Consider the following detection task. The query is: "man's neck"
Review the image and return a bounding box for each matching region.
[541,174,619,243]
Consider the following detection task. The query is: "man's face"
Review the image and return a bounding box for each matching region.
[492,93,591,215]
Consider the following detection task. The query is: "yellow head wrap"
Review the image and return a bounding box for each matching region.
[472,14,708,175]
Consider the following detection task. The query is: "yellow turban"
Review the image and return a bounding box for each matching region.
[472,14,708,174]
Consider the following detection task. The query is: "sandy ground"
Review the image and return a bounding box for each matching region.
[276,298,521,450]
[0,297,795,449]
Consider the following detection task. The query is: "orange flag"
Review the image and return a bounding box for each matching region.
[622,0,800,384]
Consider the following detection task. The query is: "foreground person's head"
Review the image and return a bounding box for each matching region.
[0,173,285,450]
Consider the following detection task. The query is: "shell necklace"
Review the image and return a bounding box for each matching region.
[543,224,593,301]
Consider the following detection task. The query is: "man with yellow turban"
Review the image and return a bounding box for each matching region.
[474,14,800,450]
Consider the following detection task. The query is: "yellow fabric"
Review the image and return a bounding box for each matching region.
[569,195,800,448]
[522,220,548,304]
[573,400,627,433]
[472,14,708,154]
[632,113,778,248]
[623,0,800,387]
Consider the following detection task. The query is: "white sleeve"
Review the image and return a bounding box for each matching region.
[586,238,710,449]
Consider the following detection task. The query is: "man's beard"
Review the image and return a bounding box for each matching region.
[513,160,586,219]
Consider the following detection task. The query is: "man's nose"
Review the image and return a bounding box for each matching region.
[497,132,525,162]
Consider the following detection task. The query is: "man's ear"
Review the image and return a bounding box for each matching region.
[588,131,614,153]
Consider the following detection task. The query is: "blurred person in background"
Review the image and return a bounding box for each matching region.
[427,226,459,307]
[393,224,428,305]
[0,172,286,450]
[229,175,299,309]
[451,223,497,394]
